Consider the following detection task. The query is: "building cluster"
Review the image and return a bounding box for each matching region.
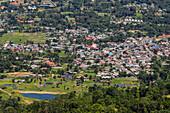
[1,27,170,80]
[73,36,169,79]
[123,3,151,9]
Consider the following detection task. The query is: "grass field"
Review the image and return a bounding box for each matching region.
[0,74,138,103]
[166,95,170,98]
[0,33,46,44]
[136,12,142,18]
[59,51,67,57]
[62,12,74,14]
[0,91,10,100]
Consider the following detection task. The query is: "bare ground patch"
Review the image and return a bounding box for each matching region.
[18,91,66,94]
[7,72,32,77]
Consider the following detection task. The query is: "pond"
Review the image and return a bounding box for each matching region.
[1,84,17,89]
[1,84,16,87]
[22,93,57,100]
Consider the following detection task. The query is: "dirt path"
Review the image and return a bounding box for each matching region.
[0,88,12,96]
[23,99,32,104]
[18,91,66,95]
[0,88,32,104]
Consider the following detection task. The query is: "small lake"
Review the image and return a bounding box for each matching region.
[22,93,57,100]
[1,84,16,87]
[1,84,17,89]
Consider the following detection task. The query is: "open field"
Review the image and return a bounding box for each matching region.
[0,75,138,103]
[166,95,170,98]
[7,72,32,77]
[0,91,10,100]
[136,12,142,17]
[59,51,67,57]
[0,33,46,44]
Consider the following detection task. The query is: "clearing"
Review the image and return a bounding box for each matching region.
[7,72,32,77]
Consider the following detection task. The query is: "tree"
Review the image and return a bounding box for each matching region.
[24,0,27,3]
[80,76,84,83]
[4,107,17,113]
[89,75,92,80]
[92,90,103,103]
[45,40,51,46]
[12,79,15,83]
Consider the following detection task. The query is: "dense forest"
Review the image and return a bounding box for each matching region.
[0,0,169,37]
[0,81,169,113]
[0,56,169,113]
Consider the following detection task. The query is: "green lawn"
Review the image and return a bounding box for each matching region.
[59,51,67,57]
[136,12,142,18]
[0,33,29,44]
[62,12,73,14]
[0,91,10,100]
[0,33,46,44]
[0,76,138,102]
[110,78,138,85]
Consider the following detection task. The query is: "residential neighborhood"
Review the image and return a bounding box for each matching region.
[2,30,169,81]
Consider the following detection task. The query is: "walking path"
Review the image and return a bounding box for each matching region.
[0,88,12,96]
[0,88,32,104]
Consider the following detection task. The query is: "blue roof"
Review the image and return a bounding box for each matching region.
[46,83,54,84]
[163,39,168,41]
[54,32,60,34]
[153,46,159,49]
[68,71,73,74]
[79,52,85,54]
[53,46,60,49]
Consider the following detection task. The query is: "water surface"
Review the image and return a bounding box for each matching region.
[22,93,57,100]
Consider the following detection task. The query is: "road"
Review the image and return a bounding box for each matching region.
[0,88,32,104]
[0,88,12,96]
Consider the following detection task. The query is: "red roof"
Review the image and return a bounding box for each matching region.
[80,64,85,66]
[46,62,55,65]
[158,34,170,38]
[99,61,105,64]
[42,67,47,69]
[10,2,19,6]
[56,34,62,36]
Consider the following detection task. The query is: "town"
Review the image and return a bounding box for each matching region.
[2,31,169,78]
[0,0,169,112]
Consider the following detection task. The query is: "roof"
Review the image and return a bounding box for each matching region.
[158,34,170,38]
[46,62,55,65]
[10,2,19,6]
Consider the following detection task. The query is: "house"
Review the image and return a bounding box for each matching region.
[14,80,25,83]
[46,62,55,67]
[158,34,170,38]
[10,2,19,6]
[28,6,36,10]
